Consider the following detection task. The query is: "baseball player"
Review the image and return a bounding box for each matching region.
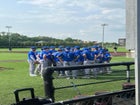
[102,49,112,74]
[27,46,39,77]
[52,47,64,76]
[73,46,84,78]
[49,46,57,67]
[82,47,95,78]
[40,46,53,78]
[61,46,75,79]
[34,48,43,75]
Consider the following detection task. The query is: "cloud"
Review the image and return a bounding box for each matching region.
[17,0,125,24]
[14,0,126,42]
[18,0,71,8]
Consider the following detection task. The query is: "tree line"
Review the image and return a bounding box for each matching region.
[0,32,117,48]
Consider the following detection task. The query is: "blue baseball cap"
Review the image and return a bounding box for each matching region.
[42,46,49,49]
[31,46,36,49]
[92,46,96,48]
[82,47,88,51]
[74,46,80,49]
[65,46,70,50]
[50,46,55,49]
[58,45,64,48]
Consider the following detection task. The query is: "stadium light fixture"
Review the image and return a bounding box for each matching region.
[5,26,12,51]
[101,23,108,47]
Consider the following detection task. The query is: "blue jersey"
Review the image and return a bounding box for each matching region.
[62,51,74,62]
[49,49,57,54]
[94,50,99,56]
[35,51,42,59]
[52,51,63,62]
[28,51,37,61]
[40,50,52,60]
[82,50,94,60]
[103,52,112,62]
[74,50,84,62]
[39,50,44,60]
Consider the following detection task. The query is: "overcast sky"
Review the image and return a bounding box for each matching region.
[0,0,126,42]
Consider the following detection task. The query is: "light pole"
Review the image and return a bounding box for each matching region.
[101,23,108,47]
[6,26,12,51]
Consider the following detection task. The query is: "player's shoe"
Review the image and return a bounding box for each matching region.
[30,74,37,77]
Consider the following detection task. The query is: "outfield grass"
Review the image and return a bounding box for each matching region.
[0,48,30,51]
[0,46,128,52]
[0,53,26,60]
[0,61,44,105]
[0,51,134,105]
[108,46,129,52]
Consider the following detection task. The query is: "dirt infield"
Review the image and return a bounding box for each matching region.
[0,67,14,71]
[110,52,126,56]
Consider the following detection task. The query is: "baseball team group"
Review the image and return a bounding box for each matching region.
[27,45,112,79]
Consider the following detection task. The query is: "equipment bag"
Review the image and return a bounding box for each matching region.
[11,88,52,105]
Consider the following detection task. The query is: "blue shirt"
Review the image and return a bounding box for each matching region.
[74,50,84,62]
[62,51,74,62]
[96,51,103,63]
[49,49,57,54]
[40,50,52,60]
[28,51,37,61]
[103,52,112,62]
[82,50,94,60]
[35,51,42,59]
[52,51,63,62]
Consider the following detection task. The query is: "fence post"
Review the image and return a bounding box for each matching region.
[43,68,55,102]
[126,65,130,83]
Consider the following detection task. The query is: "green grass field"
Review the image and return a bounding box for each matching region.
[0,46,128,52]
[0,49,134,105]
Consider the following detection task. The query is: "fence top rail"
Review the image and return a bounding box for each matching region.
[44,88,135,105]
[62,88,135,104]
[46,62,134,71]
